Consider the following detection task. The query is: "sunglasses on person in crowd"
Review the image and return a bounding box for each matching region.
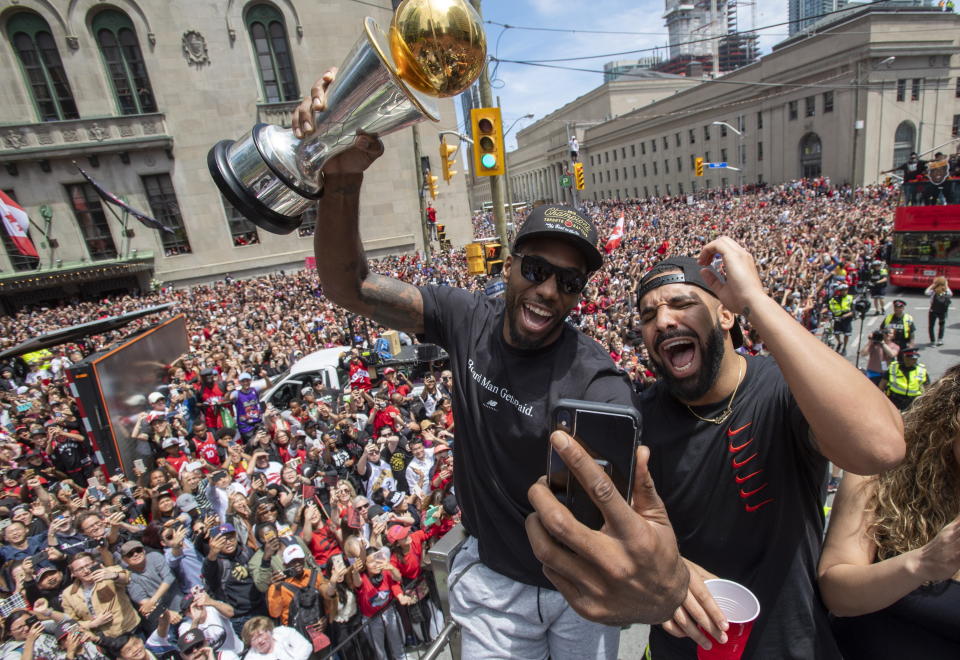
[512,253,589,295]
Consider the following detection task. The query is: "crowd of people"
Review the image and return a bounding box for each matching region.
[0,175,954,659]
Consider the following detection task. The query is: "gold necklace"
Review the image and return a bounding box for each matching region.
[685,357,744,425]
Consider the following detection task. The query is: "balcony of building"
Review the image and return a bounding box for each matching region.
[0,114,172,163]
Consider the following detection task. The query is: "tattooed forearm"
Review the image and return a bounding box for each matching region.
[357,274,425,334]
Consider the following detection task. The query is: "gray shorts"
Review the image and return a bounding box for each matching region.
[449,536,619,660]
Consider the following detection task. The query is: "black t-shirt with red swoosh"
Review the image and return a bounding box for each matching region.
[639,355,840,660]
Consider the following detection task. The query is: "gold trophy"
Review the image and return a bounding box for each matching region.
[208,0,486,234]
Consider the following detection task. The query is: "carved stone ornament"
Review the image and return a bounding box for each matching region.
[35,130,54,145]
[142,120,158,135]
[88,123,107,142]
[62,129,79,142]
[119,123,134,137]
[182,30,210,66]
[66,35,79,50]
[3,130,25,149]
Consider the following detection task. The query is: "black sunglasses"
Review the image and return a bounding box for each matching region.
[512,253,589,295]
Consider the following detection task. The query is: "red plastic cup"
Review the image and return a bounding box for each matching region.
[695,579,761,660]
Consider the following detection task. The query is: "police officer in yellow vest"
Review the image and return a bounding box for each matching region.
[880,347,929,410]
[828,282,855,354]
[880,299,917,350]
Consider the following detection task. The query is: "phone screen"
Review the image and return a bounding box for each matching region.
[548,401,640,530]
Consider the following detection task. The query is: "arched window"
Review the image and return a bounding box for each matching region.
[246,4,298,103]
[92,10,156,115]
[6,12,78,121]
[893,121,916,168]
[799,132,822,179]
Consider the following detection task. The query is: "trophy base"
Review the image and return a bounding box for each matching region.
[208,138,311,235]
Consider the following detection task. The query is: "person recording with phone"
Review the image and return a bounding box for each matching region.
[860,327,899,385]
[290,72,687,659]
[61,551,140,640]
[530,242,905,659]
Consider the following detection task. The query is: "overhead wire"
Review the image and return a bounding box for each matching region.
[485,0,900,64]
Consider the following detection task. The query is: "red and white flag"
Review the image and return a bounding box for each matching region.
[0,191,39,257]
[604,213,625,254]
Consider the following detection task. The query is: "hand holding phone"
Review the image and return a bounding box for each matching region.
[546,399,641,531]
[527,426,688,626]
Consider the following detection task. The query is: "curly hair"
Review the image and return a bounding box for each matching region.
[869,363,960,561]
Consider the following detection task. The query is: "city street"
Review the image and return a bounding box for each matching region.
[842,288,957,381]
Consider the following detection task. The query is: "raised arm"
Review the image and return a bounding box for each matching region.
[698,237,904,474]
[292,72,424,334]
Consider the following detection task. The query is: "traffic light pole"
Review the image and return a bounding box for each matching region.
[566,121,578,208]
[470,0,508,248]
[411,124,432,265]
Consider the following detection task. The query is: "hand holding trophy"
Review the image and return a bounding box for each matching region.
[208,0,486,234]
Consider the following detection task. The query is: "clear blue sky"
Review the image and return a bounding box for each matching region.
[460,0,792,149]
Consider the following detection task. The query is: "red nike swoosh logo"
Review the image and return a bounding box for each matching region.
[731,452,757,468]
[734,470,761,484]
[740,483,768,498]
[745,499,774,512]
[729,437,752,452]
[727,422,752,437]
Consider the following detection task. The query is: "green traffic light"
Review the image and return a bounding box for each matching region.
[481,153,497,169]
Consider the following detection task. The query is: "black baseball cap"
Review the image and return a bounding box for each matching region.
[512,205,603,272]
[179,628,206,652]
[637,256,744,348]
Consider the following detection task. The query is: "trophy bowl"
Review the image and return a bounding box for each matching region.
[208,0,486,234]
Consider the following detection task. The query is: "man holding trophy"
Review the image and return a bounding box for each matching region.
[208,0,687,656]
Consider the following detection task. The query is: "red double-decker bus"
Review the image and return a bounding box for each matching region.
[889,204,960,289]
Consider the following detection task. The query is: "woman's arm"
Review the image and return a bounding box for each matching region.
[818,473,960,616]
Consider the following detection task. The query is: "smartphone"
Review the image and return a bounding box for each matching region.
[547,399,642,531]
[133,459,146,472]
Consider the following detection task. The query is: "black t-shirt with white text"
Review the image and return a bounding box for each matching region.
[419,285,635,589]
[640,355,839,660]
[382,442,413,494]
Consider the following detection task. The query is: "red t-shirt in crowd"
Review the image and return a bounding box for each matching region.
[372,406,402,434]
[307,524,341,568]
[357,571,403,618]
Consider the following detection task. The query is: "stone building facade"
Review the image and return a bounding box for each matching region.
[472,72,700,208]
[494,4,960,207]
[0,0,472,307]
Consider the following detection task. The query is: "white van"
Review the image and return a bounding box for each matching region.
[257,345,348,409]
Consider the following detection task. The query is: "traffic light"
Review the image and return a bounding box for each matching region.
[573,162,585,190]
[427,173,438,199]
[470,107,505,177]
[437,224,446,241]
[439,138,458,183]
[695,157,704,177]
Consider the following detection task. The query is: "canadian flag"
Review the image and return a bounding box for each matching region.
[604,213,625,254]
[0,191,39,257]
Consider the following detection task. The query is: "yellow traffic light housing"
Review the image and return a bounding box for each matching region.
[470,107,505,177]
[695,157,704,177]
[573,162,585,190]
[440,138,458,183]
[427,173,439,199]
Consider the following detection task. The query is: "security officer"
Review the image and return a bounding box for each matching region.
[867,260,889,316]
[880,347,929,410]
[881,299,917,350]
[828,282,855,354]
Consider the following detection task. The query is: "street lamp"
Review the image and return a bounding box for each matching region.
[503,113,534,222]
[712,121,744,196]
